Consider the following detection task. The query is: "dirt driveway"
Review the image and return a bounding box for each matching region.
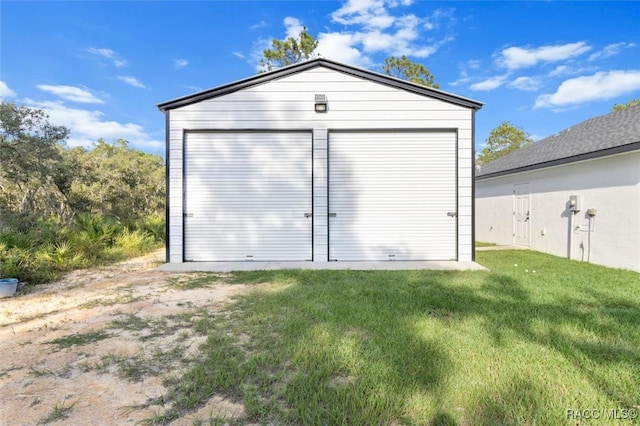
[0,249,252,425]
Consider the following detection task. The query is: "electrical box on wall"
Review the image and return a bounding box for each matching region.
[569,195,582,212]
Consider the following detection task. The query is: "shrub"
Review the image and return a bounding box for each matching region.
[0,212,162,285]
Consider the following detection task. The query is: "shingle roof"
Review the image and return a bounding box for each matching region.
[158,57,483,112]
[476,104,640,179]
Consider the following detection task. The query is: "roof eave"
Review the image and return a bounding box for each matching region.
[476,140,640,180]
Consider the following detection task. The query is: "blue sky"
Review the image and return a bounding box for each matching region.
[2,1,640,156]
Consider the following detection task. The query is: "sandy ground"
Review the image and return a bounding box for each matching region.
[0,249,252,425]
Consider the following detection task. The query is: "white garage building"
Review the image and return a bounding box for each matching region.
[158,58,483,265]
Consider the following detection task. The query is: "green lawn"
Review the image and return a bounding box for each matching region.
[153,251,640,425]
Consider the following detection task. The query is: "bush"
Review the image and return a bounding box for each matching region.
[0,213,164,285]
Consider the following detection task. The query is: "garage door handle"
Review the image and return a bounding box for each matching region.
[304,213,313,218]
[329,213,337,217]
[447,212,457,217]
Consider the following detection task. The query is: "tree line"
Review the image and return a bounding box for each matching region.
[0,102,165,284]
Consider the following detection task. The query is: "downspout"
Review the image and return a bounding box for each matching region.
[568,211,574,260]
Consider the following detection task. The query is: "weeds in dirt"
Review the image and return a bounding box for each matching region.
[78,292,142,309]
[0,365,20,378]
[29,367,56,377]
[30,364,73,379]
[38,396,77,424]
[46,331,111,350]
[30,396,42,407]
[165,274,220,290]
[109,309,216,341]
[101,354,156,381]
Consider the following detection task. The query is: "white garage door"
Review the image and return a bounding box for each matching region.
[184,131,312,261]
[329,131,457,261]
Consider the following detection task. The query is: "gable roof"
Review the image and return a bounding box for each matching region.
[477,104,640,180]
[157,57,483,112]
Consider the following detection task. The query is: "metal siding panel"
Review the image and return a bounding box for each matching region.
[329,131,457,261]
[184,132,312,261]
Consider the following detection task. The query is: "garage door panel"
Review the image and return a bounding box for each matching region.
[329,131,457,261]
[184,132,312,262]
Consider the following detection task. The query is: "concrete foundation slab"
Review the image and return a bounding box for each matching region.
[156,261,486,273]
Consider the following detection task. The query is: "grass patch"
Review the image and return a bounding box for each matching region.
[38,397,76,424]
[46,331,111,350]
[475,241,497,247]
[147,250,640,425]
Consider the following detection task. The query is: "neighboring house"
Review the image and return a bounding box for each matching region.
[476,105,640,272]
[158,58,483,264]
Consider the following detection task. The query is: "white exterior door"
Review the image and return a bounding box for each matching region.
[183,131,313,261]
[513,183,530,247]
[328,131,458,261]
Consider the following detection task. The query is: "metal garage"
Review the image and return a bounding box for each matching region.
[158,58,482,265]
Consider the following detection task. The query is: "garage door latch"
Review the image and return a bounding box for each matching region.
[447,211,457,217]
[184,213,194,217]
[304,213,313,218]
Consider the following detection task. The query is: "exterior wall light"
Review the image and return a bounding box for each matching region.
[315,94,328,113]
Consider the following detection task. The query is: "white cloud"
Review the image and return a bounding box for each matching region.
[37,84,104,104]
[535,70,640,108]
[449,76,471,87]
[24,99,163,151]
[470,74,509,91]
[497,41,591,70]
[588,42,636,61]
[549,65,571,77]
[251,20,268,30]
[332,0,396,30]
[173,58,189,69]
[117,76,146,89]
[0,81,16,98]
[466,60,481,70]
[86,47,115,58]
[233,51,245,59]
[86,47,128,68]
[284,16,305,39]
[318,5,453,64]
[548,65,594,77]
[508,76,542,92]
[253,2,455,70]
[316,32,371,67]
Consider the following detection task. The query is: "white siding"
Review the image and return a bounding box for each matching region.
[329,131,457,261]
[476,151,640,272]
[183,132,312,261]
[167,66,474,263]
